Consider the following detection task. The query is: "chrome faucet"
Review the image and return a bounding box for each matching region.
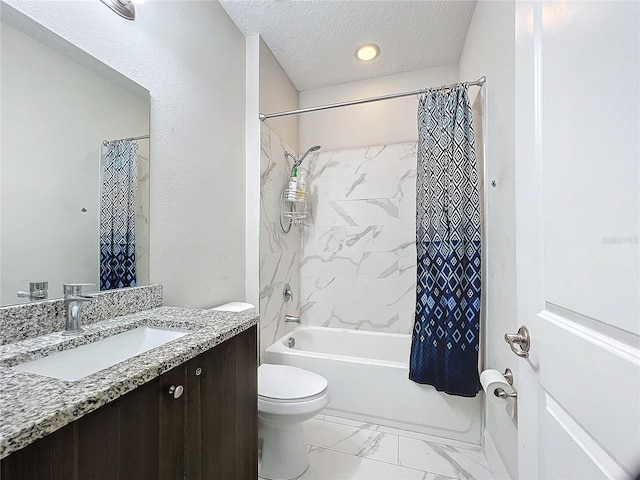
[63,284,95,335]
[17,281,48,301]
[285,314,301,324]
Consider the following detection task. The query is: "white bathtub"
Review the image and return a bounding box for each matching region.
[264,325,482,445]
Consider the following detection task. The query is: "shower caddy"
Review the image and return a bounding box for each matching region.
[279,146,320,232]
[279,181,310,231]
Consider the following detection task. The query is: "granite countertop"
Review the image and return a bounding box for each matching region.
[0,306,258,459]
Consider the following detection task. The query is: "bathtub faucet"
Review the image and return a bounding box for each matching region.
[285,314,301,324]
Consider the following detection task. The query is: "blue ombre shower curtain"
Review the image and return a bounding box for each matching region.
[409,84,482,397]
[100,140,138,290]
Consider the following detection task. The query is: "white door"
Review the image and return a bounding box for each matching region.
[514,1,640,479]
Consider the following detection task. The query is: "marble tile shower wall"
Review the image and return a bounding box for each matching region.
[135,152,150,287]
[259,125,301,359]
[301,142,417,334]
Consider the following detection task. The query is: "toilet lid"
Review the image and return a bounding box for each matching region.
[258,364,328,400]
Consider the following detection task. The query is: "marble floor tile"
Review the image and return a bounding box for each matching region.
[300,446,452,480]
[398,437,494,480]
[304,418,399,465]
[377,426,483,452]
[266,415,495,480]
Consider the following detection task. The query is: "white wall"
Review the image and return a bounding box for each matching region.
[458,1,518,478]
[5,0,247,308]
[298,64,457,151]
[245,35,261,312]
[259,39,298,149]
[1,21,149,303]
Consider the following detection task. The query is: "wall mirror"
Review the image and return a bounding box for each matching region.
[0,5,150,306]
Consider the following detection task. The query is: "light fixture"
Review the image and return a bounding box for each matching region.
[100,0,136,20]
[355,44,380,62]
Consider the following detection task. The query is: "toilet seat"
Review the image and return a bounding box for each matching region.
[258,364,328,402]
[259,390,327,403]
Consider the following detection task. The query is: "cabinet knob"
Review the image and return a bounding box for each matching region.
[195,367,202,376]
[168,385,184,399]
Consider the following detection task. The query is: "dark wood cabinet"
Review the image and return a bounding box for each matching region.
[1,326,257,480]
[185,326,258,479]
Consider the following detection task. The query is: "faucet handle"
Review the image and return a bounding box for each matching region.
[28,281,48,292]
[63,283,95,296]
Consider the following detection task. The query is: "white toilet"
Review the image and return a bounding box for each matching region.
[210,302,330,480]
[258,363,330,479]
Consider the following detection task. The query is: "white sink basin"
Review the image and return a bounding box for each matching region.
[14,326,191,381]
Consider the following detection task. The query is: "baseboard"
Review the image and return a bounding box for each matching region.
[483,430,512,480]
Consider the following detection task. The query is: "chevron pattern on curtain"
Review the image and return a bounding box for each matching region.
[100,140,138,290]
[409,84,482,397]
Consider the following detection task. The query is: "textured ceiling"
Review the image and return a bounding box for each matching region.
[220,0,477,91]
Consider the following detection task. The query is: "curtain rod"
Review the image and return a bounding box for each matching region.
[102,134,149,146]
[259,76,486,121]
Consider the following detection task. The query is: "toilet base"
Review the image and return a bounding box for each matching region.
[258,419,309,480]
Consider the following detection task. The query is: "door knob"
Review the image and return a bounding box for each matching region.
[504,326,530,358]
[168,385,184,399]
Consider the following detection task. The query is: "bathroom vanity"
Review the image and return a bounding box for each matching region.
[2,327,256,479]
[0,286,258,479]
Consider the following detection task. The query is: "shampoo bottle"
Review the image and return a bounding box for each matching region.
[297,169,307,200]
[287,168,298,201]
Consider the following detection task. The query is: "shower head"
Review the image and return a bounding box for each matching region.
[296,145,321,166]
[100,0,136,20]
[285,145,321,173]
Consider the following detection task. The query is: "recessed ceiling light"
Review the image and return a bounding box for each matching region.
[355,44,380,62]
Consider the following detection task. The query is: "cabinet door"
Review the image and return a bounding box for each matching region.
[234,326,258,478]
[157,362,187,480]
[185,326,257,480]
[77,395,119,479]
[1,364,186,480]
[186,334,237,479]
[79,363,185,480]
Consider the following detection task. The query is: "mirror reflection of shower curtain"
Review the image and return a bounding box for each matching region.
[409,84,482,397]
[100,140,138,290]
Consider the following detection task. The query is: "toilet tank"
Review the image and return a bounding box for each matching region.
[210,302,255,314]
